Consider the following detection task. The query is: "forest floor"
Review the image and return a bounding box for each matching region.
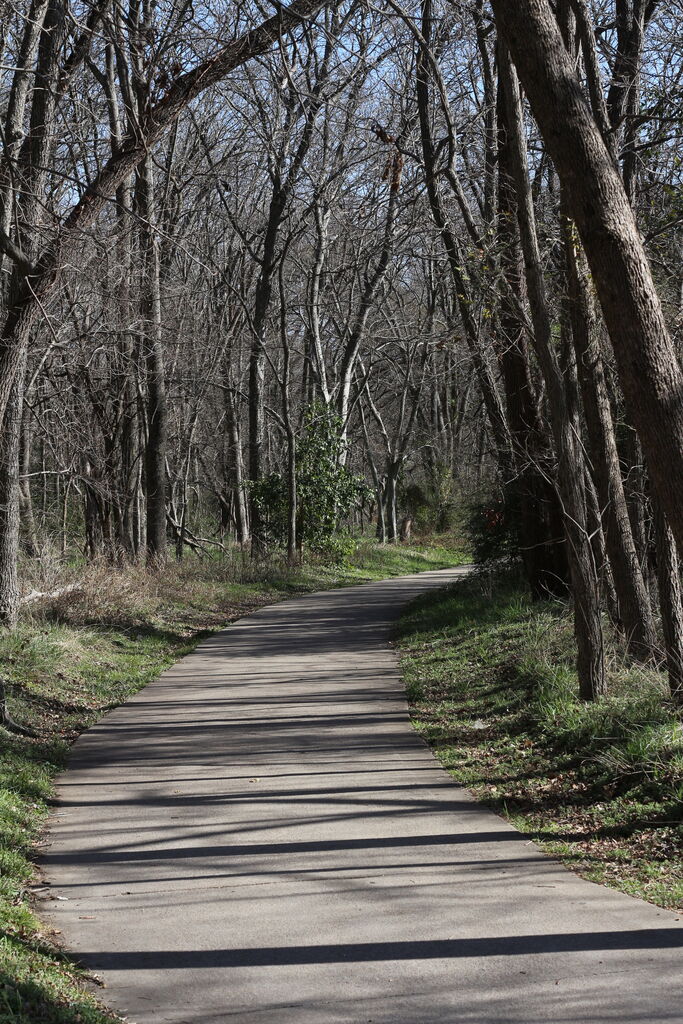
[398,570,683,916]
[0,537,467,1024]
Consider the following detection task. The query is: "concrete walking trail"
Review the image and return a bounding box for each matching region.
[43,569,683,1023]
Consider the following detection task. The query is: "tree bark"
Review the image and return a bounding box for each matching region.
[563,210,656,660]
[138,157,168,564]
[497,74,568,597]
[491,0,683,560]
[18,399,38,557]
[0,353,26,627]
[247,34,334,549]
[499,43,605,699]
[652,497,683,707]
[225,387,249,546]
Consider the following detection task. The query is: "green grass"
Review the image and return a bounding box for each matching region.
[345,537,469,578]
[0,537,465,1023]
[397,571,683,912]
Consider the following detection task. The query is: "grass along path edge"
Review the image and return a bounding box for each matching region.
[397,571,683,915]
[0,539,467,1024]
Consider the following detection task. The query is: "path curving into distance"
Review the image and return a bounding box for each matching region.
[43,568,682,1024]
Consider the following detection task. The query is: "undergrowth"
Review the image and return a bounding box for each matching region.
[397,571,683,912]
[0,537,466,1023]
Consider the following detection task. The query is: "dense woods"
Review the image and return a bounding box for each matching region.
[1,0,682,706]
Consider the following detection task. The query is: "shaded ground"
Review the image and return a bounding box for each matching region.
[41,569,683,1024]
[0,543,466,1023]
[398,572,683,912]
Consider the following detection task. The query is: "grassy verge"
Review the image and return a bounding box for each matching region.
[345,536,469,579]
[397,570,683,913]
[0,537,465,1023]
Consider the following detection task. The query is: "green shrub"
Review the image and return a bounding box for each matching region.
[250,405,368,550]
[311,534,357,566]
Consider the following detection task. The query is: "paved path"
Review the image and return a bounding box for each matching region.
[43,569,682,1024]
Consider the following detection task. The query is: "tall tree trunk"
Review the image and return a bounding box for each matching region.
[652,498,683,707]
[18,399,38,557]
[584,464,620,625]
[497,75,568,597]
[0,353,26,627]
[138,156,168,564]
[248,249,273,551]
[225,387,249,546]
[308,201,331,405]
[384,463,399,543]
[359,404,386,544]
[491,0,683,560]
[119,338,143,560]
[499,43,605,699]
[286,434,297,562]
[337,172,401,449]
[280,260,297,563]
[0,0,64,617]
[248,48,332,546]
[620,428,649,579]
[563,209,656,660]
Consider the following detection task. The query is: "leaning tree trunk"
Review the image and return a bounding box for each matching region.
[337,154,401,453]
[497,75,568,597]
[499,42,605,699]
[562,207,656,661]
[491,0,683,561]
